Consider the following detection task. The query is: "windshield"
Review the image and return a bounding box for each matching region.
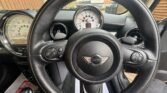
[0,0,126,15]
[0,0,43,10]
[63,0,127,14]
[0,0,153,15]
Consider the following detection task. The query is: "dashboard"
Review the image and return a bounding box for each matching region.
[0,6,142,57]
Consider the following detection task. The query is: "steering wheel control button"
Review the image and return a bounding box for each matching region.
[43,47,58,60]
[131,52,143,63]
[40,40,67,62]
[41,46,64,61]
[65,30,123,83]
[130,51,147,65]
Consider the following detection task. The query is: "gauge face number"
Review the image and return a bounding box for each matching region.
[5,14,33,45]
[74,10,102,30]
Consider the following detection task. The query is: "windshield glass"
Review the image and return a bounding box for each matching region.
[0,0,127,15]
[0,0,153,15]
[0,0,43,10]
[64,0,127,14]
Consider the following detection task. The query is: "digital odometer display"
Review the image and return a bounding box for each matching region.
[4,14,33,45]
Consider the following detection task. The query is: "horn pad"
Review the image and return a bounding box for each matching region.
[65,29,123,83]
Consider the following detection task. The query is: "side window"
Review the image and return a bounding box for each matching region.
[153,0,167,21]
[0,0,44,10]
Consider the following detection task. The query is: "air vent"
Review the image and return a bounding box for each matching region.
[50,23,68,40]
[126,29,144,45]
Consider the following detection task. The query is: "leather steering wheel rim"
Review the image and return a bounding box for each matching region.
[28,0,160,93]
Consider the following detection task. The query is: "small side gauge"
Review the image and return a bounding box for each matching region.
[74,6,104,30]
[50,23,68,40]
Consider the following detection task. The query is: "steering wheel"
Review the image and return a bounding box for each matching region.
[28,0,160,93]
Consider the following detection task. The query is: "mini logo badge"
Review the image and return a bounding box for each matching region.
[83,55,109,64]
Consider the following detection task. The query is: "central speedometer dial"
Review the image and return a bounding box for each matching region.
[74,6,103,30]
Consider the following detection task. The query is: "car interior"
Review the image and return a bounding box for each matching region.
[1,0,167,93]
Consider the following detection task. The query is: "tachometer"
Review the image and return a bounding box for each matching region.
[74,6,104,30]
[5,14,33,45]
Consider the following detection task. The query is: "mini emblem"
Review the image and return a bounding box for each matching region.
[83,55,109,64]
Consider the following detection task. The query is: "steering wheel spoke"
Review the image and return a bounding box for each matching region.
[41,40,67,62]
[31,40,67,65]
[122,44,157,72]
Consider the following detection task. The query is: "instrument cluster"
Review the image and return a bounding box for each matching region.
[0,6,104,57]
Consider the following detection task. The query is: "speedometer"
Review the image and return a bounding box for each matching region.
[0,11,34,57]
[5,14,33,45]
[74,6,104,30]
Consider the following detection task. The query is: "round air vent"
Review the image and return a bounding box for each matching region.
[126,29,144,45]
[50,23,68,40]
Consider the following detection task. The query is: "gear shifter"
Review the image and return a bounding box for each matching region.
[20,87,33,93]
